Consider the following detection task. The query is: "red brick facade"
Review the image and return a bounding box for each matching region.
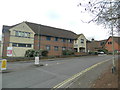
[2,31,10,57]
[34,35,74,56]
[105,37,120,53]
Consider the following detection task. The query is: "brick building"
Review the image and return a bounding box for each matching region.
[2,21,77,57]
[105,36,120,53]
[86,39,107,52]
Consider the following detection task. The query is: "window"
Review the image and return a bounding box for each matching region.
[18,43,26,47]
[81,39,84,43]
[68,39,72,43]
[46,45,50,50]
[15,31,30,38]
[12,43,32,47]
[54,37,58,41]
[75,40,77,43]
[54,46,59,51]
[62,38,66,42]
[15,31,19,36]
[62,47,66,51]
[46,36,51,41]
[12,43,17,47]
[27,44,32,47]
[108,42,112,44]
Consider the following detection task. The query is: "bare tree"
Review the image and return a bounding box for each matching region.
[78,0,120,33]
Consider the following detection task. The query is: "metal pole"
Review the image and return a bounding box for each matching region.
[110,0,116,73]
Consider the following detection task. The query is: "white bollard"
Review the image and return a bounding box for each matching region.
[35,57,39,65]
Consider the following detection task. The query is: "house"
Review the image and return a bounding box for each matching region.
[74,34,87,53]
[86,39,107,52]
[105,36,120,53]
[2,21,77,57]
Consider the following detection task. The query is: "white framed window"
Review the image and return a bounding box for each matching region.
[46,45,50,50]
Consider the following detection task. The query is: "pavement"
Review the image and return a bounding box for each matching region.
[0,55,117,89]
[66,59,113,88]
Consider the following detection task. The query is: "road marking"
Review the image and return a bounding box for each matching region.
[45,64,48,66]
[52,59,111,89]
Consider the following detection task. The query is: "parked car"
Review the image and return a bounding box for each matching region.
[98,51,104,54]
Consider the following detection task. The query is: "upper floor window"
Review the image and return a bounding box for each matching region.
[68,39,72,43]
[108,42,112,44]
[15,31,30,38]
[100,42,105,46]
[81,39,84,43]
[74,40,77,43]
[54,37,58,41]
[46,36,51,41]
[62,38,66,42]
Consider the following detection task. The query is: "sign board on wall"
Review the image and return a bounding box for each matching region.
[7,47,13,56]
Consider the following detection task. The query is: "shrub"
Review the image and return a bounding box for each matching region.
[62,50,74,55]
[25,49,48,57]
[25,49,35,57]
[89,51,98,55]
[98,49,108,54]
[41,50,48,56]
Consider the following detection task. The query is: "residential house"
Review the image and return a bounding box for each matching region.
[2,21,77,57]
[74,34,87,53]
[105,36,120,53]
[86,39,107,52]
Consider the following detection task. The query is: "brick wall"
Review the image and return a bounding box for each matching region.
[105,37,120,52]
[2,31,10,57]
[34,35,74,56]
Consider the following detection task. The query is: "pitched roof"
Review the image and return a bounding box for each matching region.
[105,36,120,45]
[25,22,77,39]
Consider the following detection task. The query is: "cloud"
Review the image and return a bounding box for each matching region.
[0,0,111,41]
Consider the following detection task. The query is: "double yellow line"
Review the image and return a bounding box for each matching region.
[52,59,111,89]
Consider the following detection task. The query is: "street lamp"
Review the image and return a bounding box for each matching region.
[110,0,116,74]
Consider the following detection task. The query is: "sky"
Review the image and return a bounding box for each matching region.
[0,0,112,41]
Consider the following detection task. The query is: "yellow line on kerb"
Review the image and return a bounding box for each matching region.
[52,59,111,89]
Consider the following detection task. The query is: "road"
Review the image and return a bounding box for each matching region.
[2,55,114,88]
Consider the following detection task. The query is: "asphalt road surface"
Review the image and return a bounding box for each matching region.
[2,55,115,88]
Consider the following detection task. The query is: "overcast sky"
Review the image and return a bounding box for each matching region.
[0,0,111,41]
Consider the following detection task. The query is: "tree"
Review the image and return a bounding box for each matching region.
[78,0,120,33]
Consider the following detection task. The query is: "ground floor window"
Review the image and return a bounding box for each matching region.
[54,46,59,51]
[46,45,51,50]
[12,43,32,48]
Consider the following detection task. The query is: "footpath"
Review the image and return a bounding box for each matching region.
[66,58,118,88]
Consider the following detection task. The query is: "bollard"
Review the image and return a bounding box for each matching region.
[1,59,7,71]
[35,57,39,65]
[112,66,116,74]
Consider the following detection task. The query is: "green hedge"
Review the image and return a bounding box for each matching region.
[62,50,74,55]
[25,49,48,57]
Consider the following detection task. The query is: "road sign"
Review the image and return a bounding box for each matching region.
[7,47,13,56]
[1,59,7,70]
[35,57,39,65]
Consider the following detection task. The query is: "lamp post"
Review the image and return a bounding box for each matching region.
[110,0,116,73]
